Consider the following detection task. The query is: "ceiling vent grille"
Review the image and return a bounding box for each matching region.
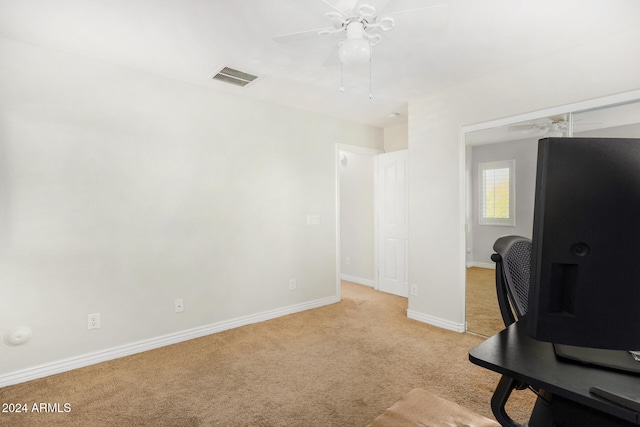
[211,66,258,87]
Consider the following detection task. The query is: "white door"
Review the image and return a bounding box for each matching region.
[377,150,408,297]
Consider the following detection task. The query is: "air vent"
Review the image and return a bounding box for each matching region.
[211,66,258,87]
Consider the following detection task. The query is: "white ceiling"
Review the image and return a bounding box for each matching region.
[1,0,640,128]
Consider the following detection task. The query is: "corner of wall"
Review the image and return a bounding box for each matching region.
[383,123,409,152]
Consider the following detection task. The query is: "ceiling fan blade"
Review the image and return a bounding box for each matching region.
[322,0,347,16]
[374,33,410,59]
[322,43,341,67]
[273,27,335,43]
[389,3,449,33]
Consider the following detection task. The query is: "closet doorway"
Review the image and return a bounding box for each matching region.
[463,95,640,337]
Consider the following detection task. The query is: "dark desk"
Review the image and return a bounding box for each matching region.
[469,318,640,426]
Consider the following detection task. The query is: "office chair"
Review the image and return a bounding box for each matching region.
[492,235,531,325]
[490,235,533,427]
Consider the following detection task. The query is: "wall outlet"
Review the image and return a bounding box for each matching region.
[410,284,418,297]
[289,279,297,290]
[175,299,184,313]
[306,214,320,225]
[345,257,351,265]
[87,313,101,330]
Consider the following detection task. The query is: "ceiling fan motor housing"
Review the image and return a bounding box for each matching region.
[345,20,366,39]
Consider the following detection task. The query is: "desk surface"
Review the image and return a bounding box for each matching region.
[469,318,640,425]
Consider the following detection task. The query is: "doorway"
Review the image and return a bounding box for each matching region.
[463,95,640,336]
[336,145,408,299]
[336,144,381,297]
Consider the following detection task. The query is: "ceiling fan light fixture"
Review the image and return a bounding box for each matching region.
[338,38,371,65]
[338,21,371,65]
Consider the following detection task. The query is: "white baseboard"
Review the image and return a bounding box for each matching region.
[0,295,339,388]
[340,274,375,288]
[466,262,495,269]
[407,310,466,333]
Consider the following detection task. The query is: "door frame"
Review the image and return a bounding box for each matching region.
[335,143,383,299]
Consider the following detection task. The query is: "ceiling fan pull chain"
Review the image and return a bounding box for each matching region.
[340,61,345,93]
[369,49,373,100]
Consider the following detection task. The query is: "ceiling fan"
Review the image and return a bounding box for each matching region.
[273,0,448,67]
[508,114,604,137]
[508,117,569,137]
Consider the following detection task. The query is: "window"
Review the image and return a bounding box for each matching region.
[479,160,515,226]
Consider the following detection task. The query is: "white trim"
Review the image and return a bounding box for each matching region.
[337,144,384,156]
[340,274,375,287]
[459,120,469,342]
[0,295,339,388]
[373,154,379,291]
[335,144,342,300]
[407,310,466,333]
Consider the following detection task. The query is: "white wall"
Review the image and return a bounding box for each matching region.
[339,152,375,285]
[0,37,383,382]
[384,124,409,152]
[407,26,640,331]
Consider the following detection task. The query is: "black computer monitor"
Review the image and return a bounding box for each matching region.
[527,137,640,351]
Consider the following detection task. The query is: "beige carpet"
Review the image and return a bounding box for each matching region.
[0,281,535,426]
[365,388,499,427]
[466,267,504,338]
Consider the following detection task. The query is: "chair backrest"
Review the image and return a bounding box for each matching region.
[490,236,533,427]
[491,235,531,326]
